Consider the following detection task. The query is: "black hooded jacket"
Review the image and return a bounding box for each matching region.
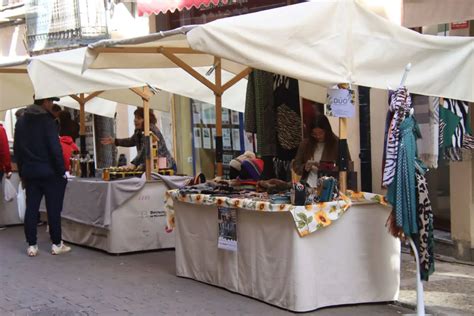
[14,104,65,179]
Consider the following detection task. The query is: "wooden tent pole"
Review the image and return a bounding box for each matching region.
[214,57,223,177]
[339,117,348,193]
[129,86,153,180]
[70,92,103,157]
[336,83,351,193]
[170,94,178,162]
[143,86,152,180]
[79,94,86,156]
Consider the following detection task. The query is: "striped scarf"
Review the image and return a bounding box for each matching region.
[439,98,474,161]
[382,87,412,187]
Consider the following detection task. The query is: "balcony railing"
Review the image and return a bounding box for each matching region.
[25,0,109,53]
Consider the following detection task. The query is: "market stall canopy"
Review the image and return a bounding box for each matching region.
[0,59,117,118]
[187,0,473,102]
[30,45,247,112]
[137,0,229,16]
[83,1,473,102]
[84,26,329,104]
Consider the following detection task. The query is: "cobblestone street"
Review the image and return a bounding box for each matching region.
[1,226,473,315]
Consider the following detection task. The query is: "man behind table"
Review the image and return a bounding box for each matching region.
[14,97,71,257]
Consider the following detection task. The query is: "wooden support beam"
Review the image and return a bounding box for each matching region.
[69,94,82,103]
[94,46,204,55]
[130,87,152,101]
[0,68,27,74]
[84,91,104,103]
[160,47,219,94]
[215,57,223,177]
[221,67,252,92]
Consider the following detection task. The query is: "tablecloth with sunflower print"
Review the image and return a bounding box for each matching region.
[164,190,388,237]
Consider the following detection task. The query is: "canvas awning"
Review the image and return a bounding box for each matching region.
[137,0,229,16]
[0,59,117,118]
[84,0,473,103]
[30,45,248,113]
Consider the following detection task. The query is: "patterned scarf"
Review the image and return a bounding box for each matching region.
[439,98,474,161]
[382,87,412,187]
[415,171,435,281]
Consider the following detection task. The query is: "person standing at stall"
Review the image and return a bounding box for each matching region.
[101,108,176,171]
[292,115,349,187]
[14,97,71,257]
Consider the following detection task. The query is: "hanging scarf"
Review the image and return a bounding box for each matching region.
[387,116,419,236]
[415,169,435,281]
[439,98,474,161]
[382,87,412,187]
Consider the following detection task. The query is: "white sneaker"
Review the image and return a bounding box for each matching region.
[51,241,71,255]
[27,245,39,257]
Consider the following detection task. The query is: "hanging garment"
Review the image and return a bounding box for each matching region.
[244,70,277,157]
[439,98,474,161]
[415,170,435,281]
[273,75,301,161]
[387,116,420,236]
[415,96,439,169]
[382,87,412,187]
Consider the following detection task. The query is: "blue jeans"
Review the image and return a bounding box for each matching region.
[24,176,67,245]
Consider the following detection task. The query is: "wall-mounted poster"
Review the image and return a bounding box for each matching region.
[231,111,240,125]
[232,129,241,151]
[222,109,230,125]
[192,101,202,124]
[223,128,232,150]
[193,127,202,149]
[211,128,216,149]
[218,207,237,251]
[202,127,212,149]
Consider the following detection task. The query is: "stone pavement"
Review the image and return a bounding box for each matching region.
[0,226,472,316]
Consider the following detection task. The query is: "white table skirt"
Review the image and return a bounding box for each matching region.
[174,201,400,312]
[53,180,174,254]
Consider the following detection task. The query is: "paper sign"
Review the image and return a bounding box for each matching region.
[222,109,230,125]
[232,129,241,151]
[211,128,216,149]
[202,128,211,149]
[193,128,202,149]
[218,207,237,251]
[326,89,355,118]
[223,128,232,150]
[231,111,240,125]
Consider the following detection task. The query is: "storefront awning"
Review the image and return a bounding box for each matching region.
[137,0,229,16]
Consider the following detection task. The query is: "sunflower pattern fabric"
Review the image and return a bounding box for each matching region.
[164,190,388,237]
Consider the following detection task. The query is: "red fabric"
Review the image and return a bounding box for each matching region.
[137,0,228,16]
[0,124,11,173]
[60,136,79,171]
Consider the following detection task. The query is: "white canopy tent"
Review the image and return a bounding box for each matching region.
[29,46,248,113]
[84,0,473,103]
[0,59,117,118]
[188,0,473,102]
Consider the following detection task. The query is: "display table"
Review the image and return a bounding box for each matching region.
[0,172,22,226]
[41,177,174,254]
[172,199,400,312]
